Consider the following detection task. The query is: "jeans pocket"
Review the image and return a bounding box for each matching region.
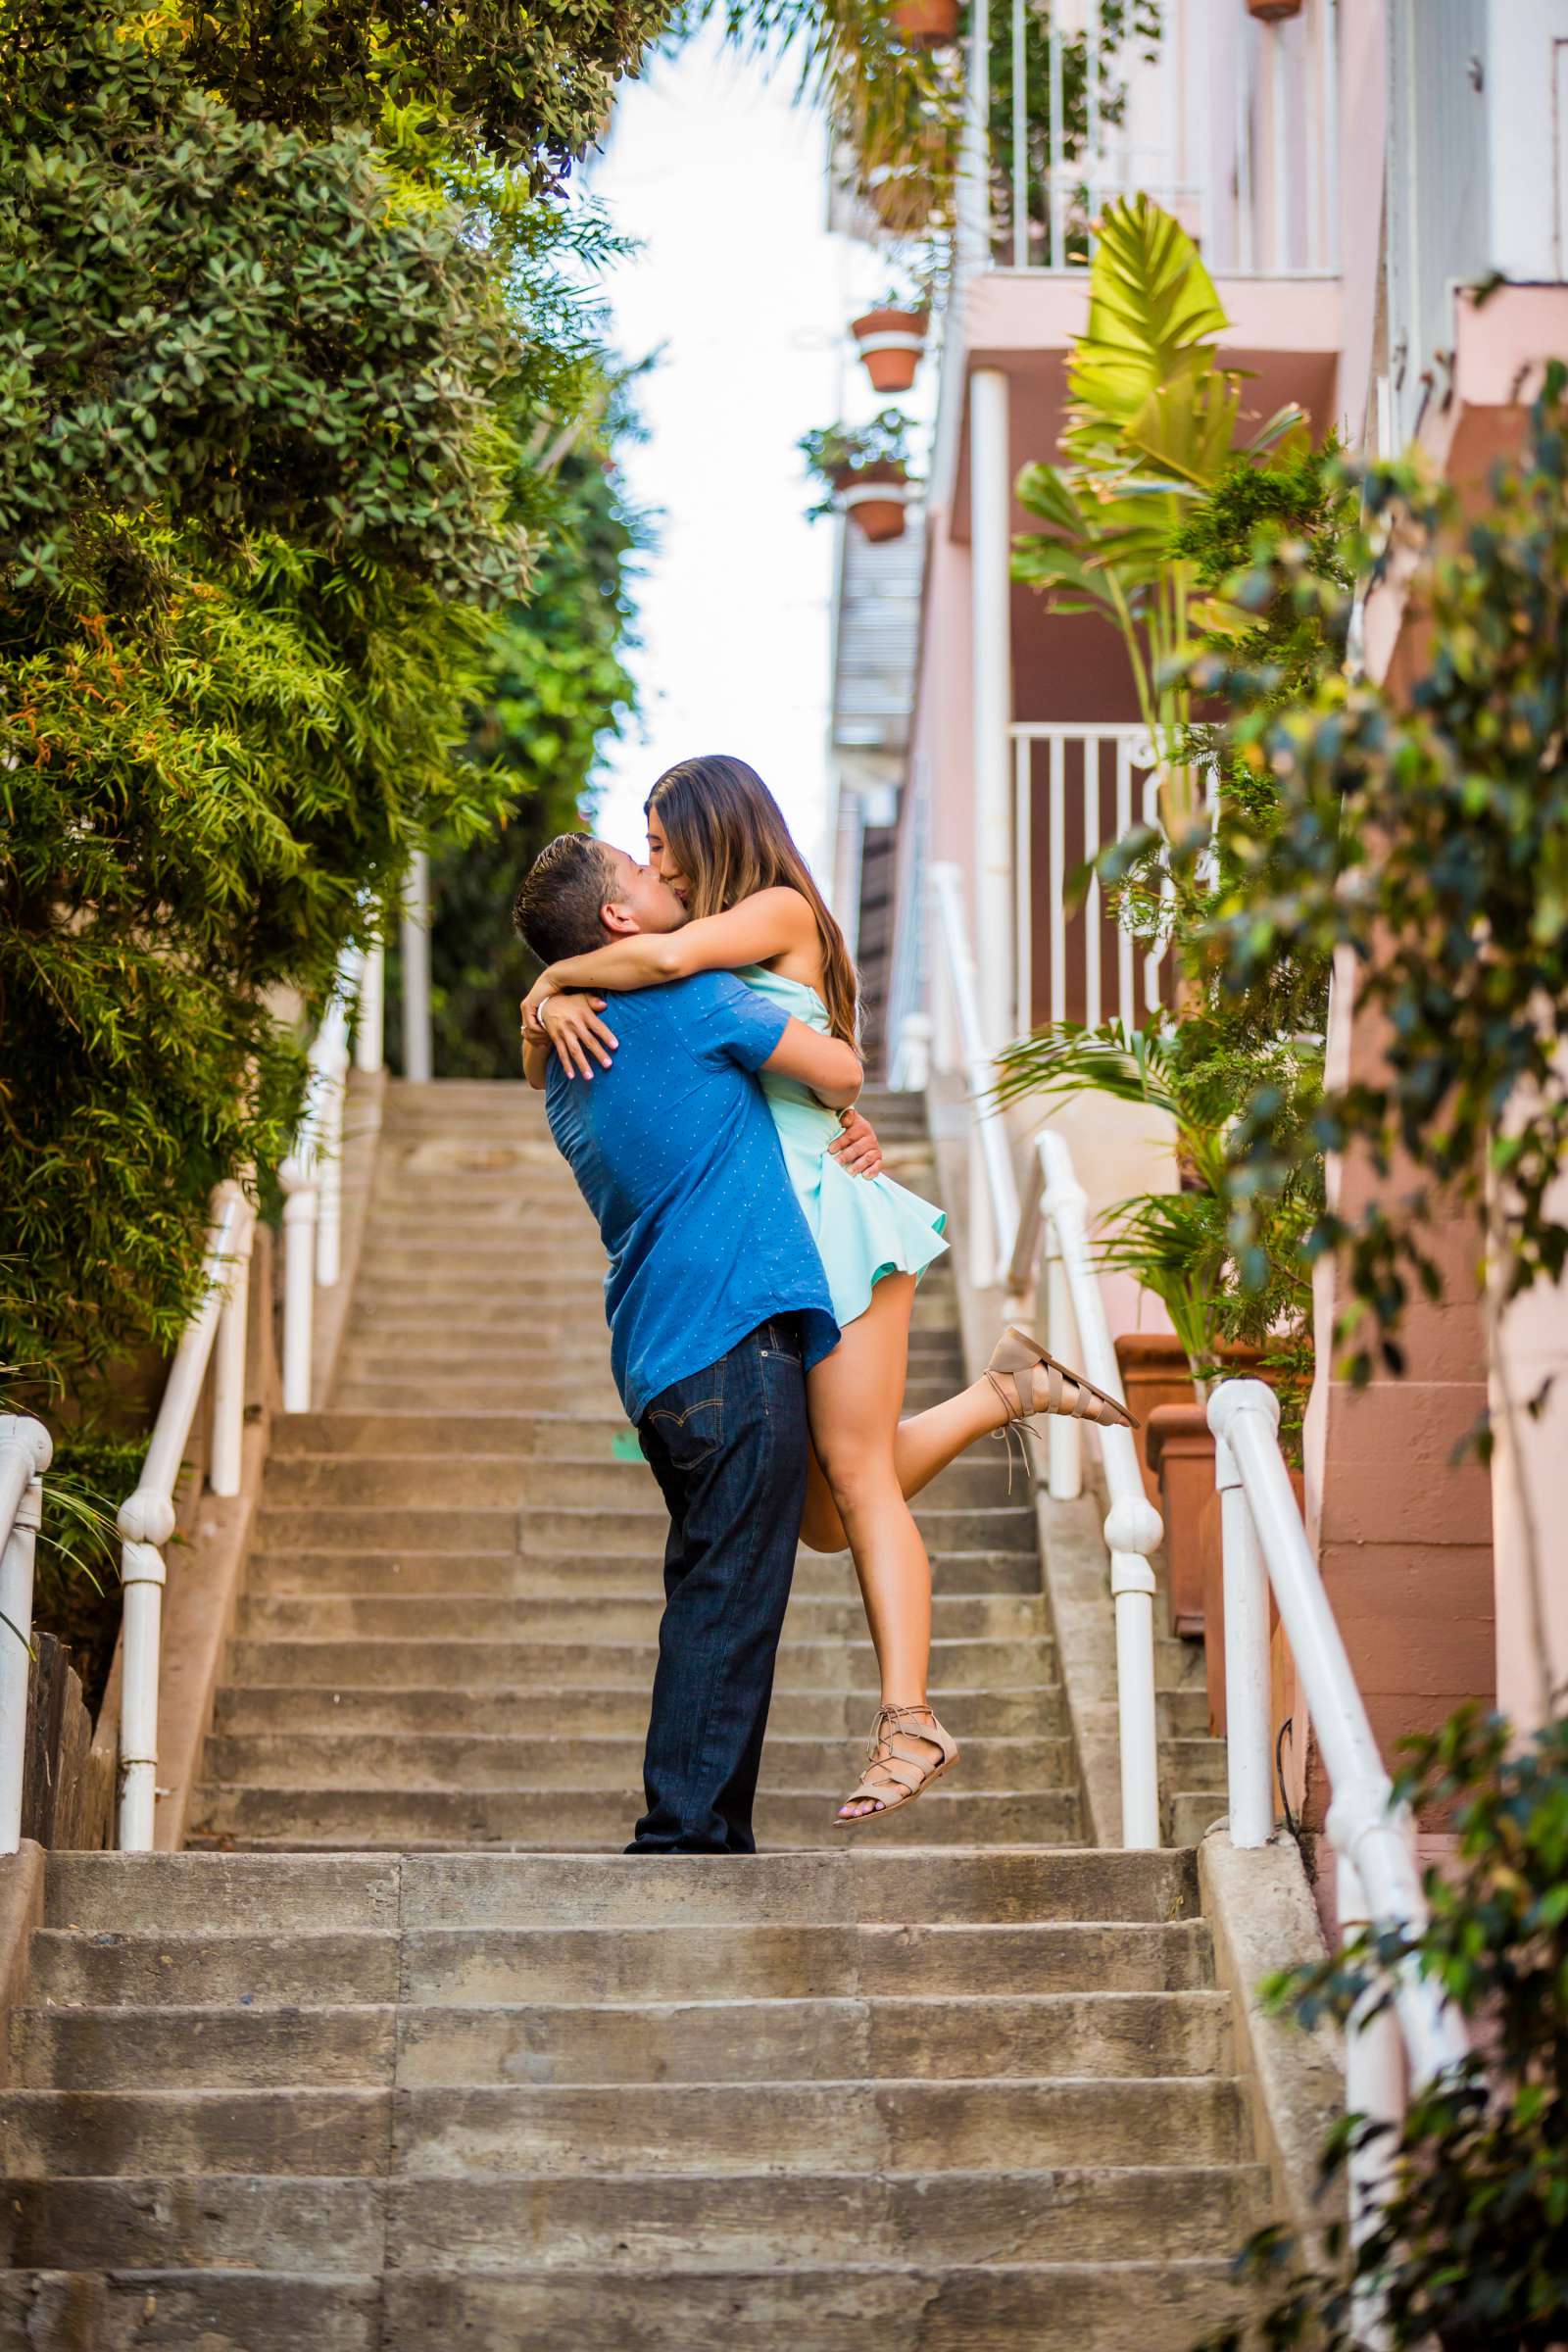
[644,1392,723,1470]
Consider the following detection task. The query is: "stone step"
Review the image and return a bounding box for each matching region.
[220,1633,1060,1692]
[0,2073,1245,2180]
[42,1850,1200,1934]
[240,1545,1042,1598]
[199,1731,1073,1794]
[231,1592,1046,1645]
[13,1989,1230,2092]
[369,2261,1255,2350]
[185,1785,1082,1850]
[0,2161,1265,2274]
[346,1291,960,1336]
[326,1371,967,1414]
[393,2073,1250,2175]
[28,1918,1213,2008]
[257,1452,1018,1513]
[211,1683,1066,1741]
[251,1502,1041,1557]
[1168,1789,1229,1848]
[0,2259,1251,2351]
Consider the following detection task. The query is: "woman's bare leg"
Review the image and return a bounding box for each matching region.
[805,1276,953,1817]
[799,1351,1018,1555]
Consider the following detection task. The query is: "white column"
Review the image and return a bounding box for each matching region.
[970,366,1014,1056]
[209,1197,255,1499]
[0,1417,52,1853]
[278,1154,318,1414]
[355,938,385,1075]
[400,851,433,1085]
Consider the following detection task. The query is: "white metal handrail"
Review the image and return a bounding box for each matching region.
[1029,1128,1163,1846]
[278,937,383,1413]
[1206,1378,1469,2082]
[0,1416,54,1853]
[1206,1377,1469,2311]
[926,865,1161,1844]
[117,1178,257,1851]
[115,931,383,1850]
[930,860,1020,1287]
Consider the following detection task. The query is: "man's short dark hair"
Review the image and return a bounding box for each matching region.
[513,834,619,965]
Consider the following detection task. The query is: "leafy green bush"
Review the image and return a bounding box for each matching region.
[1186,367,1568,1381]
[0,2,652,1404]
[416,393,650,1079]
[1202,1707,1568,2352]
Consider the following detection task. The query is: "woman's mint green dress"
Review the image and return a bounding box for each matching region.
[739,965,948,1334]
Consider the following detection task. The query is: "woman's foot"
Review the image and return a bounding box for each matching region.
[985,1326,1139,1430]
[835,1703,958,1823]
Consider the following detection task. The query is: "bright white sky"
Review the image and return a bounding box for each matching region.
[583,26,859,880]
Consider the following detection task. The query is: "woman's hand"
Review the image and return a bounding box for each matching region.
[829,1105,883,1179]
[532,991,619,1081]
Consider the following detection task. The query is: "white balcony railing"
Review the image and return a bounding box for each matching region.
[1009,721,1175,1038]
[969,0,1341,281]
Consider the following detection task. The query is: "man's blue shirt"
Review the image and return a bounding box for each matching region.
[544,972,840,1423]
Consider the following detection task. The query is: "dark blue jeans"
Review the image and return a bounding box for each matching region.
[628,1318,809,1854]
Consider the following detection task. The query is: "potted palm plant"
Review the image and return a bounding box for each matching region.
[850,292,929,394]
[995,1015,1317,1643]
[799,411,916,544]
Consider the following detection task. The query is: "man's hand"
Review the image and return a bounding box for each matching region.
[829,1104,883,1179]
[528,992,619,1081]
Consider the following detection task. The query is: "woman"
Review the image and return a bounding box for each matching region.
[521,755,1133,1824]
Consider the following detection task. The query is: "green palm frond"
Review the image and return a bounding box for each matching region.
[993,1017,1183,1116]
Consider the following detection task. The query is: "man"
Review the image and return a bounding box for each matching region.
[513,834,860,1855]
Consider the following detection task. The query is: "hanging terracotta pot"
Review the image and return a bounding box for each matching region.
[1245,0,1303,19]
[891,0,959,46]
[834,460,908,543]
[850,308,928,396]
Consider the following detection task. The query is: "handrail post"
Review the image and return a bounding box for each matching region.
[315,1009,349,1291]
[1041,1217,1082,1501]
[116,1500,172,1854]
[1039,1131,1162,1845]
[355,937,385,1075]
[1106,1506,1163,1847]
[400,851,433,1085]
[209,1192,256,1499]
[278,1152,318,1413]
[0,1416,53,1854]
[1339,1849,1404,2351]
[1214,1401,1276,1848]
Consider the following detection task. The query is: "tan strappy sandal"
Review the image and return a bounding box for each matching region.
[834,1703,959,1826]
[985,1325,1139,1431]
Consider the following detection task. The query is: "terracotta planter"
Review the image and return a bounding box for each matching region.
[834,459,908,543]
[1245,0,1302,18]
[1202,1464,1305,1738]
[891,0,959,46]
[1113,1334,1197,1506]
[850,307,928,395]
[1145,1404,1213,1642]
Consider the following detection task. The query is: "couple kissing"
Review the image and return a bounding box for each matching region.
[514,752,1133,1856]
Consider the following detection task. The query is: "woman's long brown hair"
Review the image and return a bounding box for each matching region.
[645,755,860,1049]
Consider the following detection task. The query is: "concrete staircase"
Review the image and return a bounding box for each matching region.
[0,1080,1263,2346]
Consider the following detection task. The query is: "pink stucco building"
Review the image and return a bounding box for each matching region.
[826,0,1568,1816]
